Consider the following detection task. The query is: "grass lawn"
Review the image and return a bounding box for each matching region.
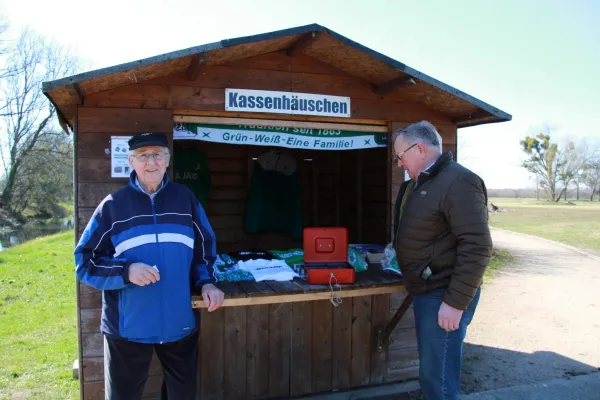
[484,250,513,283]
[0,231,78,400]
[489,198,600,254]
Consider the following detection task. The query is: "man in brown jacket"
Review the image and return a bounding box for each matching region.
[392,121,492,400]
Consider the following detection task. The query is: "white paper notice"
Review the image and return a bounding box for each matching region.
[111,136,133,178]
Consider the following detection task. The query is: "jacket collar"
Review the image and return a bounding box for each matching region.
[416,152,453,184]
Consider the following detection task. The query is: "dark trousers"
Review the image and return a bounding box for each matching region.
[104,330,199,400]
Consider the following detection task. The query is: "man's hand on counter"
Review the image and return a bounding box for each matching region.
[202,284,225,312]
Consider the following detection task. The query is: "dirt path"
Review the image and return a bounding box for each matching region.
[461,229,600,393]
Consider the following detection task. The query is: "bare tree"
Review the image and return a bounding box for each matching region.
[581,145,600,201]
[520,132,587,202]
[8,129,73,217]
[0,27,80,214]
[456,132,470,162]
[555,141,587,202]
[521,133,559,201]
[0,18,8,53]
[0,16,14,97]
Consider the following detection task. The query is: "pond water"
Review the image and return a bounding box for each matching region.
[0,220,72,252]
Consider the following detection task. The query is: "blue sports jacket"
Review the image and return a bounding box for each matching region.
[75,172,216,343]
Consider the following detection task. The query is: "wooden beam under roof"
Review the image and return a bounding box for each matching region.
[57,111,71,134]
[373,76,416,95]
[66,83,83,105]
[452,110,492,125]
[186,54,207,81]
[286,31,319,57]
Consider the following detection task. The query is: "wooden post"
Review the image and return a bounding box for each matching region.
[73,106,85,400]
[312,158,319,226]
[387,123,393,242]
[356,151,363,243]
[335,152,341,226]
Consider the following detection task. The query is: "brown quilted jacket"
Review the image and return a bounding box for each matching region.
[393,152,492,310]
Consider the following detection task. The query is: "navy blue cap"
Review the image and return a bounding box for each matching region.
[128,132,168,150]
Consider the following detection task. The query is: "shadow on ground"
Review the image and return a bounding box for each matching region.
[357,391,422,400]
[359,344,598,400]
[462,343,598,393]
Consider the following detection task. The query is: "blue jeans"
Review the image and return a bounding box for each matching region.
[413,287,481,400]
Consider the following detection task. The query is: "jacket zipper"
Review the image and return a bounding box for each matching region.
[150,196,164,344]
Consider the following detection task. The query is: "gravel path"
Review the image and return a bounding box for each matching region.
[461,229,600,393]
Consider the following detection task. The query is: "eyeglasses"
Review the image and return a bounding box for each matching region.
[395,143,418,162]
[132,152,169,163]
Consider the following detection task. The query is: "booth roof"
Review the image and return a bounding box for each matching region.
[42,24,511,131]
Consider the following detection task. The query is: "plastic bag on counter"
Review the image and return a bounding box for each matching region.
[380,243,401,276]
[348,248,368,272]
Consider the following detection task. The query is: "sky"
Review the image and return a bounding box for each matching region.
[1,0,598,188]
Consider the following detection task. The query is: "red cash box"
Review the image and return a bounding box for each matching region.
[303,227,355,284]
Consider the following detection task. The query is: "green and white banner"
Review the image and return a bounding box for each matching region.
[173,123,387,151]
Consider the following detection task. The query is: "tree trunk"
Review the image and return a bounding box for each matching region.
[0,166,17,209]
[549,182,556,202]
[555,188,566,203]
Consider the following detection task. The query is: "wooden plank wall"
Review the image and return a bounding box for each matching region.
[197,294,418,399]
[83,51,453,125]
[387,291,419,381]
[360,148,388,244]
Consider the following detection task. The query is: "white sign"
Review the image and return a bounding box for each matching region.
[225,88,351,118]
[111,136,132,178]
[173,123,387,151]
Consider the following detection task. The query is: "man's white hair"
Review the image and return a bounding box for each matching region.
[392,121,442,152]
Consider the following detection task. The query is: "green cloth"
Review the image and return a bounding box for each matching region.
[270,248,305,277]
[173,148,210,205]
[245,162,303,239]
[269,248,304,267]
[212,254,254,282]
[215,247,369,282]
[270,248,368,274]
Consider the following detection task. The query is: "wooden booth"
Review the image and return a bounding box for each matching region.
[43,24,511,400]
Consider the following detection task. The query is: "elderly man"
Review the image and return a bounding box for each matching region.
[392,121,492,400]
[75,132,224,400]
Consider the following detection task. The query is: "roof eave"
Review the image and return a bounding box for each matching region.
[456,114,512,129]
[42,23,512,127]
[41,24,325,93]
